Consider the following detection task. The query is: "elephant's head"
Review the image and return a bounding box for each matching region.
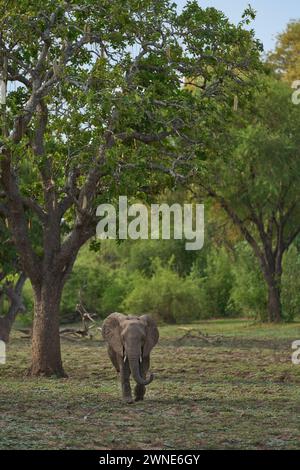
[102,313,159,386]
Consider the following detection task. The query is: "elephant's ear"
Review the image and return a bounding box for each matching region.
[102,313,125,356]
[141,315,159,357]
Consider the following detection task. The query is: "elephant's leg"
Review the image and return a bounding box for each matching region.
[120,358,133,404]
[108,346,120,372]
[134,356,150,402]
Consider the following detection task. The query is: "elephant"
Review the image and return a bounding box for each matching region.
[102,312,159,404]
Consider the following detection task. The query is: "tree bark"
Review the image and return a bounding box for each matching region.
[266,277,282,323]
[28,278,65,377]
[261,255,283,323]
[248,240,285,322]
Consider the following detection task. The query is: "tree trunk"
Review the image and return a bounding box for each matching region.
[262,259,282,323]
[0,273,26,343]
[0,319,10,344]
[256,249,283,323]
[28,278,66,377]
[267,281,282,323]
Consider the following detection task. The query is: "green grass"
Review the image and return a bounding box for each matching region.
[1,319,300,450]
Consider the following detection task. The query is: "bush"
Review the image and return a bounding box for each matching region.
[61,246,112,319]
[124,239,198,277]
[19,237,300,326]
[281,245,300,321]
[229,242,267,320]
[122,258,202,323]
[191,246,234,318]
[101,268,133,314]
[229,242,300,322]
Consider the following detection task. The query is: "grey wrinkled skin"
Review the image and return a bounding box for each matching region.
[102,313,159,404]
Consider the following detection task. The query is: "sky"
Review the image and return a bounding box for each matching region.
[175,0,300,53]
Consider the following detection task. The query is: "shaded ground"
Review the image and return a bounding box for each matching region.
[0,319,300,449]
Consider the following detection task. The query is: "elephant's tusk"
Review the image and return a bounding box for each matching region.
[139,355,142,363]
[123,355,127,363]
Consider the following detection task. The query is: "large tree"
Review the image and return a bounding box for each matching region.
[195,77,300,322]
[0,0,261,376]
[268,20,300,84]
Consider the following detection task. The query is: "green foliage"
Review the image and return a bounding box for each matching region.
[192,247,234,318]
[20,235,300,325]
[18,280,34,327]
[0,0,262,260]
[202,77,300,227]
[123,239,197,277]
[281,246,300,321]
[193,75,300,322]
[4,37,296,328]
[268,20,300,83]
[101,268,132,314]
[1,0,264,342]
[229,243,268,321]
[229,242,300,322]
[60,248,111,319]
[122,258,202,323]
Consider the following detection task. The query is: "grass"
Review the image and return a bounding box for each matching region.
[0,319,300,450]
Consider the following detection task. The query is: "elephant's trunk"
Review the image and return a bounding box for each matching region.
[128,356,153,386]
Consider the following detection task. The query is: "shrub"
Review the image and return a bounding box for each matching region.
[191,246,234,318]
[101,268,133,314]
[124,239,198,277]
[281,245,300,321]
[122,258,202,323]
[229,242,267,320]
[61,246,112,319]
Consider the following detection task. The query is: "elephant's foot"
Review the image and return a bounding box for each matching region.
[123,396,134,404]
[134,395,144,402]
[134,384,145,401]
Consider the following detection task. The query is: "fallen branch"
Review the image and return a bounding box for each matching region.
[177,327,223,344]
[18,295,99,340]
[59,294,98,339]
